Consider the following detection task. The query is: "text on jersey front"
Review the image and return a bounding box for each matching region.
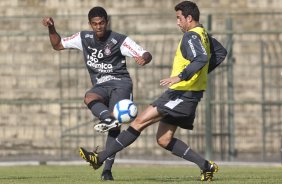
[86,47,113,73]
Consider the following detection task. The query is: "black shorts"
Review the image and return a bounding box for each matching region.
[152,89,201,130]
[86,85,133,112]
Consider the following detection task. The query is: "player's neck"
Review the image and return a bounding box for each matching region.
[187,22,200,31]
[95,30,111,41]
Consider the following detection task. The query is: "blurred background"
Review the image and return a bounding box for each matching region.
[0,0,281,164]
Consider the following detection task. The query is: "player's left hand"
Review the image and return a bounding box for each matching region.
[42,17,54,27]
[160,76,181,87]
[134,52,152,66]
[134,56,147,66]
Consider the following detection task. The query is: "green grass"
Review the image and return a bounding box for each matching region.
[0,164,281,184]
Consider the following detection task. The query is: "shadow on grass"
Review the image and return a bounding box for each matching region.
[118,175,199,182]
[0,176,32,180]
[0,175,62,180]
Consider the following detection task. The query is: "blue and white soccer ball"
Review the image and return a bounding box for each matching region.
[113,99,138,124]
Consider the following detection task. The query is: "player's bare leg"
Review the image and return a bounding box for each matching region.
[156,122,219,181]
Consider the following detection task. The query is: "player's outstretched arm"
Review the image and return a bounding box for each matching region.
[120,37,152,66]
[42,17,64,51]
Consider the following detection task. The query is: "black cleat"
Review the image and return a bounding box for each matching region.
[79,147,102,170]
[200,161,219,181]
[101,170,114,181]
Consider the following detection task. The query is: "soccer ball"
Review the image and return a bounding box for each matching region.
[113,99,138,124]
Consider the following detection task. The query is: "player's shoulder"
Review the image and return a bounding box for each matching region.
[80,31,95,39]
[104,31,126,46]
[183,31,201,41]
[181,32,200,48]
[109,31,127,40]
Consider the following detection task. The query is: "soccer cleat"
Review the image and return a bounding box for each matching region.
[200,161,219,181]
[94,118,120,133]
[101,170,114,181]
[79,147,102,170]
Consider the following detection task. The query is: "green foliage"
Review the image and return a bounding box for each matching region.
[0,164,281,184]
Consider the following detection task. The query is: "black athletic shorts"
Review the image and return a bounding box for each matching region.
[86,85,133,112]
[152,89,202,130]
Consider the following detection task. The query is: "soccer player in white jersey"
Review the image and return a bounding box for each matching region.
[42,6,152,180]
[78,1,227,181]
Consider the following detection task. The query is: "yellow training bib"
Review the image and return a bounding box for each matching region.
[169,27,211,91]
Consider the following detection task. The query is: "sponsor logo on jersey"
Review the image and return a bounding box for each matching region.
[86,47,112,72]
[96,75,121,84]
[86,60,113,73]
[188,39,196,57]
[85,34,94,38]
[198,40,207,55]
[111,38,117,44]
[63,32,80,42]
[192,35,197,39]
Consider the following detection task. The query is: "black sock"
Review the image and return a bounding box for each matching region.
[165,138,208,170]
[89,102,111,120]
[103,129,120,171]
[99,126,140,163]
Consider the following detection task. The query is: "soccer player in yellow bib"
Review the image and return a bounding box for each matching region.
[79,1,227,181]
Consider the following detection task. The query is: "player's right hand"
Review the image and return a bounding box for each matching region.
[160,76,181,87]
[42,17,54,27]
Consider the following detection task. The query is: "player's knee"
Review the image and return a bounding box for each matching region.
[84,93,101,105]
[84,93,92,104]
[156,136,171,148]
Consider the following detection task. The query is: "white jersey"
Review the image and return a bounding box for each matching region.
[61,30,147,87]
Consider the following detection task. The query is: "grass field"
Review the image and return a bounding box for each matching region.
[0,164,281,184]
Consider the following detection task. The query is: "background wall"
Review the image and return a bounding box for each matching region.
[0,0,282,162]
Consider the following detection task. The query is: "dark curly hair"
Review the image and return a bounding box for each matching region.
[88,6,108,22]
[174,1,200,21]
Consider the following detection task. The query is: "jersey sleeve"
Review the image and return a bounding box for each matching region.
[120,37,146,57]
[178,32,208,81]
[208,35,227,73]
[61,32,83,50]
